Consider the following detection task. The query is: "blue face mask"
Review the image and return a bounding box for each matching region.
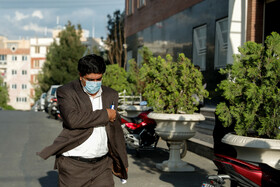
[83,78,102,94]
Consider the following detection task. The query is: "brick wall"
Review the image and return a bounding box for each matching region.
[125,0,203,37]
[246,0,264,43]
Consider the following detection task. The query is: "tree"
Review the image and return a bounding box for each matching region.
[0,76,14,110]
[38,21,86,96]
[105,10,126,67]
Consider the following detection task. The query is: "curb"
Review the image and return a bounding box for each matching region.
[187,137,214,160]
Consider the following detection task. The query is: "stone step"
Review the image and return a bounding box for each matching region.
[200,105,216,118]
[187,109,216,160]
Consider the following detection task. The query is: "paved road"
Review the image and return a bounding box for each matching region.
[0,110,61,187]
[0,110,222,187]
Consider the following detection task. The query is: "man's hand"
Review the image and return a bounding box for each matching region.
[106,109,116,122]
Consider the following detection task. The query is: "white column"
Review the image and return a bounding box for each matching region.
[227,0,247,64]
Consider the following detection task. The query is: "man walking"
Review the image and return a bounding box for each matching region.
[38,54,128,186]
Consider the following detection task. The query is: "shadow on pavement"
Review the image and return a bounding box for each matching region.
[38,170,58,187]
[127,147,210,186]
[127,147,169,174]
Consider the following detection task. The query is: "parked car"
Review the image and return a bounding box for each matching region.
[37,92,46,111]
[32,100,39,112]
[44,85,61,112]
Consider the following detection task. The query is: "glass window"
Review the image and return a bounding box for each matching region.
[137,47,143,67]
[22,70,27,75]
[215,18,228,68]
[17,97,27,102]
[35,46,40,54]
[12,70,17,75]
[22,84,27,89]
[0,55,7,61]
[138,0,146,8]
[127,0,133,15]
[33,60,40,68]
[51,88,57,96]
[22,56,27,61]
[12,84,17,89]
[12,55,17,61]
[126,50,133,70]
[193,25,207,71]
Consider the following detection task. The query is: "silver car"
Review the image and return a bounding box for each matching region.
[44,85,61,112]
[38,93,46,111]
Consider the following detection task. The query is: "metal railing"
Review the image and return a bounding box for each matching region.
[118,90,142,105]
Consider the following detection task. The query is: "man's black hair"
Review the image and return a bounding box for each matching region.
[78,54,106,76]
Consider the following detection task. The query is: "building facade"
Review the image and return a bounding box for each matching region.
[124,0,280,103]
[0,29,104,110]
[0,37,31,110]
[29,37,57,104]
[0,37,53,110]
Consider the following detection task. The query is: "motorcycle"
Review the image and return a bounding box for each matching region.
[48,97,61,120]
[201,153,280,187]
[121,110,187,158]
[121,110,159,152]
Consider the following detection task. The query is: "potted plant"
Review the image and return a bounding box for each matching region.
[140,52,209,172]
[215,32,280,169]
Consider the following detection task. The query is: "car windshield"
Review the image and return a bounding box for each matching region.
[51,88,57,96]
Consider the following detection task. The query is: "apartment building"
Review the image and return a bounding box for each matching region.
[0,36,55,110]
[0,37,31,110]
[124,0,280,102]
[0,29,104,110]
[29,37,56,102]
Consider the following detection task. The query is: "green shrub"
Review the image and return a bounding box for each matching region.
[102,64,133,94]
[216,32,280,139]
[140,53,208,114]
[127,59,142,95]
[127,47,154,96]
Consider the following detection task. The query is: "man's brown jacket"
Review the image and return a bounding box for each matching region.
[37,80,128,179]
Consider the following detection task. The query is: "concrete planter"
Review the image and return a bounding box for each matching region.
[119,105,152,117]
[148,112,205,172]
[222,133,280,170]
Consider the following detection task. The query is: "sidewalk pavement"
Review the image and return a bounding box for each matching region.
[114,139,224,187]
[113,105,231,187]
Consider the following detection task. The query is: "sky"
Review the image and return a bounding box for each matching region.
[0,0,124,40]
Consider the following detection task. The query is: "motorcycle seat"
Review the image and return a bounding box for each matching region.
[121,115,143,124]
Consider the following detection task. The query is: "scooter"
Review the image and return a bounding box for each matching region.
[202,153,280,187]
[121,110,187,158]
